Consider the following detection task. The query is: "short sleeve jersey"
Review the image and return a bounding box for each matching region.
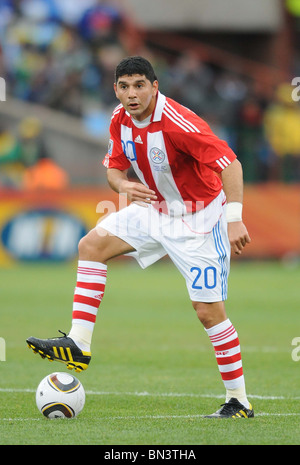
[103,92,237,214]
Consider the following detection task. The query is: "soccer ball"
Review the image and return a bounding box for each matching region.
[36,372,85,419]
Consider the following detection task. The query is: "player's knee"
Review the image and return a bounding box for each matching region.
[192,301,226,329]
[78,228,117,263]
[78,234,92,257]
[192,302,211,326]
[78,230,105,262]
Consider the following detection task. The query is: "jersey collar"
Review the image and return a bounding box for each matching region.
[152,91,166,122]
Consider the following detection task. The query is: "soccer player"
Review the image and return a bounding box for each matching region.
[27,56,254,418]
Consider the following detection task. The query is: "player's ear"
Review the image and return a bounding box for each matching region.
[152,80,159,95]
[114,82,118,99]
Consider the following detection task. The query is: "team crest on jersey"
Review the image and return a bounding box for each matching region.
[150,147,165,164]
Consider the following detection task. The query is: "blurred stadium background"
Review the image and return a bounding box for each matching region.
[0,0,299,265]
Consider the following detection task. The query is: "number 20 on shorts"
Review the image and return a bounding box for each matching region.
[190,266,217,289]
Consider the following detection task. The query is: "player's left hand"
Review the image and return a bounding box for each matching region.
[228,221,251,255]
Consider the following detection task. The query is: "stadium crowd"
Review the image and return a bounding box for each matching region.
[1,0,300,188]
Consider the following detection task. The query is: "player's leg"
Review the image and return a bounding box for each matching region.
[26,203,165,372]
[188,218,252,417]
[161,209,253,417]
[26,227,135,372]
[191,300,227,329]
[78,226,135,263]
[67,227,135,353]
[192,299,253,417]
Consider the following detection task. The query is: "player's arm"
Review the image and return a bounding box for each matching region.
[221,159,251,255]
[107,168,157,205]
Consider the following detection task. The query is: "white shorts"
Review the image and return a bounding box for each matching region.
[98,191,230,302]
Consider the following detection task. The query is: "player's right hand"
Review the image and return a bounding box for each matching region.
[119,180,157,206]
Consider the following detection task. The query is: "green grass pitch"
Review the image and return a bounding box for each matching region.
[0,259,300,445]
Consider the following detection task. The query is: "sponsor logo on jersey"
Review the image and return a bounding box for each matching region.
[134,135,143,144]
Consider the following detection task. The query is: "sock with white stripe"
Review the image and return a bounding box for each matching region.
[68,260,107,352]
[205,318,249,408]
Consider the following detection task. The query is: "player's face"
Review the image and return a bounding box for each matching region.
[114,74,159,121]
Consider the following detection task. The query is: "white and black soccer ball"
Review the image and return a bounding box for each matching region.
[36,372,85,419]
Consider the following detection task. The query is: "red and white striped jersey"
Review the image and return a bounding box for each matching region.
[103,92,237,214]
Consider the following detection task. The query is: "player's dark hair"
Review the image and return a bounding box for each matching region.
[115,56,158,83]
